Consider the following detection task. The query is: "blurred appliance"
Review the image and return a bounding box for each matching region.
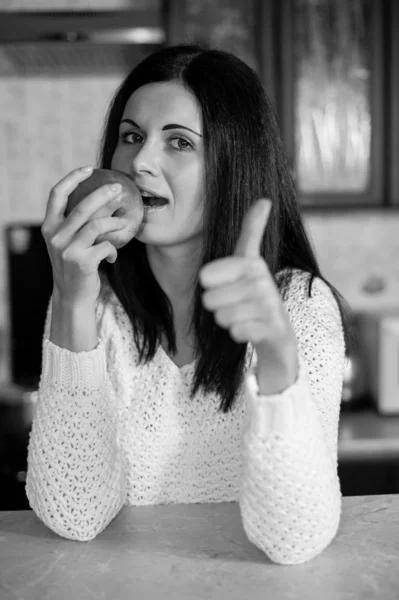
[341,314,372,411]
[5,224,53,389]
[355,311,399,415]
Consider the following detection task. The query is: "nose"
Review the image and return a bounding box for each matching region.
[131,138,159,177]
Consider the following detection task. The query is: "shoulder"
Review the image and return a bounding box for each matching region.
[276,267,343,333]
[276,267,337,303]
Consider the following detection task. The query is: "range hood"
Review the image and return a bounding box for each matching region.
[0,10,166,74]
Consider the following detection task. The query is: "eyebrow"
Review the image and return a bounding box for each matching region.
[120,118,202,138]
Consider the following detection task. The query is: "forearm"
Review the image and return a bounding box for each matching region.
[50,288,98,352]
[255,335,299,396]
[239,355,341,564]
[27,295,125,541]
[255,354,299,396]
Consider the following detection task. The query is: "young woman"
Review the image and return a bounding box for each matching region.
[26,44,353,565]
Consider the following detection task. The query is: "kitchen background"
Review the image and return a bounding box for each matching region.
[1,0,399,508]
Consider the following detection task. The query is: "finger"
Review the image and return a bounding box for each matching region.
[49,187,123,248]
[44,166,94,226]
[87,240,118,265]
[61,183,123,237]
[214,300,267,329]
[230,320,270,344]
[234,198,272,258]
[70,216,126,249]
[50,216,124,257]
[199,255,266,288]
[202,275,268,310]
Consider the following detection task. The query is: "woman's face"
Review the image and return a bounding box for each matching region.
[111,81,205,247]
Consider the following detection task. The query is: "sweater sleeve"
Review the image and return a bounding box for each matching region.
[25,288,126,541]
[239,272,346,564]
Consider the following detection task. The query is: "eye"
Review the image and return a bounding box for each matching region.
[121,131,142,144]
[169,136,193,152]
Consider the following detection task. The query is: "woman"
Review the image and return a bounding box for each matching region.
[26,44,353,565]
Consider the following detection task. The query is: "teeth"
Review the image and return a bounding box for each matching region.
[140,191,160,198]
[142,195,168,207]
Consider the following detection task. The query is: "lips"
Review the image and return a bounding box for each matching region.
[137,186,169,207]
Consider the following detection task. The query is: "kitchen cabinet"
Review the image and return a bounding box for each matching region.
[166,0,399,208]
[338,409,399,497]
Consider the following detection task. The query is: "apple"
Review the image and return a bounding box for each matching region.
[65,168,144,249]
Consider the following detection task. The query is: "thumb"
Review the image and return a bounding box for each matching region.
[234,198,272,258]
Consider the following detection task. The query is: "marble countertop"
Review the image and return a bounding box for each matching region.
[1,494,399,600]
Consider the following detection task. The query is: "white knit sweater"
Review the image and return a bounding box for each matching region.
[26,268,346,564]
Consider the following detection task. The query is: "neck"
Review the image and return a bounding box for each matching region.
[146,242,201,314]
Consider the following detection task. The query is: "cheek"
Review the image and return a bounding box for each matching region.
[172,164,204,203]
[111,144,134,170]
[110,147,123,170]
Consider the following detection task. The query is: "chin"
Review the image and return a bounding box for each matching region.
[135,230,174,246]
[136,227,203,248]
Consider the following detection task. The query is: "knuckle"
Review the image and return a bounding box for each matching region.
[40,222,50,238]
[48,232,63,251]
[215,308,228,326]
[202,291,211,308]
[105,241,116,253]
[231,324,245,341]
[60,245,81,266]
[60,247,87,271]
[73,204,87,220]
[86,219,101,235]
[49,182,60,198]
[101,183,116,196]
[60,247,73,263]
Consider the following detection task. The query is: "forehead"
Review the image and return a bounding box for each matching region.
[122,81,202,129]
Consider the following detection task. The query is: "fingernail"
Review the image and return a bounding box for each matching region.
[110,183,121,192]
[81,165,94,172]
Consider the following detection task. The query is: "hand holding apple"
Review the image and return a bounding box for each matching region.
[65,168,144,249]
[42,166,145,307]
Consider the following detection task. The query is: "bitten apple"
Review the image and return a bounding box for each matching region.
[65,168,144,249]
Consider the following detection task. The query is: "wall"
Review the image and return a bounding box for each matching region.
[1,0,399,384]
[0,0,158,382]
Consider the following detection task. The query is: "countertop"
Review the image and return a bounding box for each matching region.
[1,495,399,600]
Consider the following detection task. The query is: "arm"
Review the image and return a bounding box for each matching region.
[25,287,126,541]
[239,273,346,564]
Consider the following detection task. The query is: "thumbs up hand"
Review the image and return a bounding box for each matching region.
[199,199,299,395]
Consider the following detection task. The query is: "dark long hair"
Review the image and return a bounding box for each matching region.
[98,43,354,412]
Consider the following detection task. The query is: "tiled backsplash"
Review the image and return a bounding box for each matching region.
[0,73,123,382]
[1,73,399,383]
[305,212,399,312]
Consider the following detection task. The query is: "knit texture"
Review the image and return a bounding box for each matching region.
[26,268,346,564]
